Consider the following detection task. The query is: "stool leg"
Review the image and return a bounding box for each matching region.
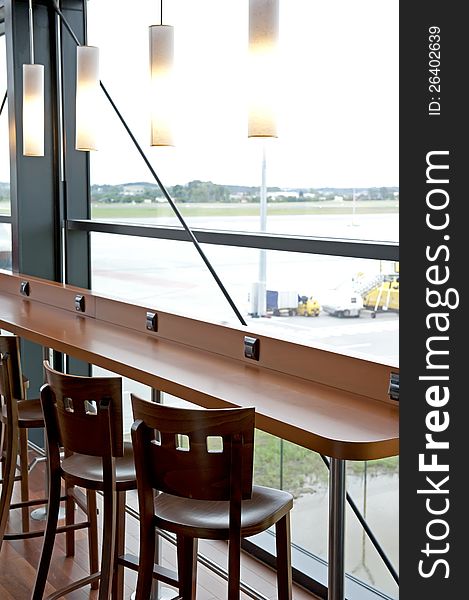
[65,484,76,556]
[0,421,4,478]
[31,469,62,600]
[177,534,198,600]
[18,428,30,533]
[112,491,126,600]
[135,507,155,600]
[0,422,18,552]
[98,488,117,600]
[228,534,241,600]
[275,515,292,600]
[87,489,100,590]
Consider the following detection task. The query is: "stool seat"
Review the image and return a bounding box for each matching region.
[1,398,44,428]
[5,398,44,428]
[62,441,136,491]
[17,399,44,428]
[154,485,293,539]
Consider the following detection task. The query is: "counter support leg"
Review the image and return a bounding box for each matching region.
[328,458,346,600]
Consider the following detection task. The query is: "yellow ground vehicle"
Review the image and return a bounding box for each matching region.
[297,295,321,317]
[363,278,399,312]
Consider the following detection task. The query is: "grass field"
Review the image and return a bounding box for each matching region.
[90,200,399,220]
[254,430,399,498]
[0,199,399,219]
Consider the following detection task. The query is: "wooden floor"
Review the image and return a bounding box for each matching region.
[0,452,318,600]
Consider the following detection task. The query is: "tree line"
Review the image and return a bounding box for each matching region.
[0,181,399,204]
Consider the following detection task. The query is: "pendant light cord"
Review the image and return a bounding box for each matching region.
[28,0,35,64]
[160,0,163,25]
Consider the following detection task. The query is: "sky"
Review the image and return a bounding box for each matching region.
[0,0,399,189]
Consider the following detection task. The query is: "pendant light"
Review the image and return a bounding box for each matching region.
[75,45,100,151]
[23,0,44,157]
[248,0,279,138]
[149,0,174,146]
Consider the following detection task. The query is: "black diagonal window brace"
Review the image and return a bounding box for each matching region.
[0,91,7,117]
[53,4,247,327]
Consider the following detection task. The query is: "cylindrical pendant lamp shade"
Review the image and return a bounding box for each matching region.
[248,0,279,138]
[23,64,44,157]
[76,46,100,151]
[150,24,174,146]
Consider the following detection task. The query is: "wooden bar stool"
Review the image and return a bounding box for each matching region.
[1,334,46,547]
[32,362,137,600]
[131,395,294,600]
[0,336,92,558]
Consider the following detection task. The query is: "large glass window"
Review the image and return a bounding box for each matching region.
[83,1,399,598]
[87,0,398,243]
[0,223,11,270]
[2,1,398,597]
[91,233,398,364]
[91,231,399,598]
[253,432,398,598]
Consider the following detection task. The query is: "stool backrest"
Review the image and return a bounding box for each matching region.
[0,338,23,552]
[42,361,124,458]
[131,395,255,501]
[0,336,25,412]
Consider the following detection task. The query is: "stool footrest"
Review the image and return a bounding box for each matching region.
[0,475,21,484]
[67,486,95,515]
[10,497,49,509]
[45,571,101,600]
[9,494,66,509]
[119,552,179,588]
[3,519,90,541]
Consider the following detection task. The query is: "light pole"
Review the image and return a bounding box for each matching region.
[351,187,358,227]
[257,143,267,317]
[248,0,278,317]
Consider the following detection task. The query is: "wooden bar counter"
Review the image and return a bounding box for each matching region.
[0,271,398,459]
[0,270,399,599]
